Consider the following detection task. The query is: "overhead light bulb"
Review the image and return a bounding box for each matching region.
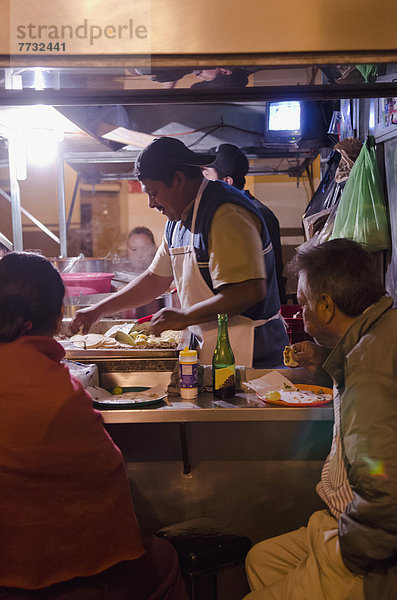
[26,129,63,166]
[33,68,45,90]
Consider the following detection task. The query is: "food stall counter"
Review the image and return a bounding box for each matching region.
[100,390,334,424]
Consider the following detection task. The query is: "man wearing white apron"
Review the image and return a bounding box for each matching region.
[71,138,289,368]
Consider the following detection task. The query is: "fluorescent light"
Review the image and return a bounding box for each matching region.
[33,68,45,91]
[0,106,80,166]
[15,132,27,180]
[0,106,82,133]
[26,129,63,166]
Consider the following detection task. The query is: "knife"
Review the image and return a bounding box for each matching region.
[137,315,153,324]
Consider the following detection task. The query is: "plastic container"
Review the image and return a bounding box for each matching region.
[65,286,98,297]
[51,257,122,273]
[61,272,114,293]
[179,347,198,400]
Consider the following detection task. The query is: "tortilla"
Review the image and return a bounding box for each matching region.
[67,325,181,350]
[69,333,107,349]
[283,346,299,367]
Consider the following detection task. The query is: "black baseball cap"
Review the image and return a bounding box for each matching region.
[135,137,215,180]
[211,144,249,179]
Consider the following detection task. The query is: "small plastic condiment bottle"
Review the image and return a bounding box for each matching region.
[179,347,198,399]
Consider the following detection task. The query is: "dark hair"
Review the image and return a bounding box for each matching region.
[0,252,65,342]
[215,167,246,190]
[289,239,385,317]
[231,174,246,190]
[128,226,155,245]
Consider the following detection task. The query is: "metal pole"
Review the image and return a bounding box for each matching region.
[0,231,13,250]
[0,188,60,245]
[56,154,67,257]
[178,422,191,475]
[66,173,80,230]
[7,137,23,251]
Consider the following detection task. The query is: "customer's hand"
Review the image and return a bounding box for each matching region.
[70,305,102,335]
[291,341,328,371]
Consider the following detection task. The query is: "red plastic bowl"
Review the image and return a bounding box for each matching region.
[61,272,114,293]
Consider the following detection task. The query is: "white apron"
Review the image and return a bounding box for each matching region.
[169,179,275,367]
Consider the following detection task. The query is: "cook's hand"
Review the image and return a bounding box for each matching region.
[150,308,188,336]
[290,341,328,371]
[70,305,102,335]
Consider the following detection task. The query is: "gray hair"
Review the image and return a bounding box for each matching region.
[289,239,385,317]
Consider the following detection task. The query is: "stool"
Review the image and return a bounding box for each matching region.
[156,518,252,600]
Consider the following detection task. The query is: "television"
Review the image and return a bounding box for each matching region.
[266,101,301,144]
[264,100,336,148]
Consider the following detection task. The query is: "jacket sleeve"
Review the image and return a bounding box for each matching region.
[338,371,397,575]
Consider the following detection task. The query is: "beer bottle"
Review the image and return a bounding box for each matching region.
[212,313,236,399]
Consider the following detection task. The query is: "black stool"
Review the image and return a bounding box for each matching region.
[156,518,252,600]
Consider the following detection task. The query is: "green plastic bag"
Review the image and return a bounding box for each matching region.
[355,64,378,83]
[330,137,391,251]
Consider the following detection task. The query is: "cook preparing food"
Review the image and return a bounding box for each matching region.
[71,137,289,368]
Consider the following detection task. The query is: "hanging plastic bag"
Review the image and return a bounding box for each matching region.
[355,64,378,83]
[334,138,363,183]
[303,150,342,218]
[330,136,391,251]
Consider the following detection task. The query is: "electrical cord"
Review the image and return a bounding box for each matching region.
[157,117,264,143]
[187,125,222,147]
[163,124,221,137]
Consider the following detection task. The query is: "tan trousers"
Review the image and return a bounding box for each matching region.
[244,510,364,600]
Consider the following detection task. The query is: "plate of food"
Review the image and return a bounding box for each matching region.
[87,384,167,410]
[257,384,333,407]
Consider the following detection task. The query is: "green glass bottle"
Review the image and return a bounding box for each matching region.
[212,313,236,399]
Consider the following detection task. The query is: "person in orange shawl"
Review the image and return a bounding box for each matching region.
[0,252,188,600]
